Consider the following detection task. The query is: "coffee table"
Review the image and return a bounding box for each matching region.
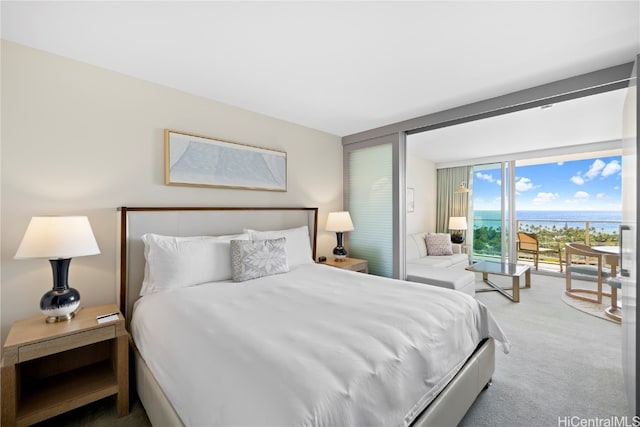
[465,261,531,302]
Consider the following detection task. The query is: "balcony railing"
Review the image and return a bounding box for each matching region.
[472,217,621,269]
[516,218,620,246]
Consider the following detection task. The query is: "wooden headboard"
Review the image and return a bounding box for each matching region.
[118,207,318,323]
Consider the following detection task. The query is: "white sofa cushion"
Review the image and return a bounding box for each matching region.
[407,253,469,270]
[407,232,428,261]
[405,231,471,295]
[406,266,476,296]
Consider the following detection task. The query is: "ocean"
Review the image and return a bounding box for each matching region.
[473,210,622,234]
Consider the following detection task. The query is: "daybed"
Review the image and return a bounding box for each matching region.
[406,231,475,296]
[119,207,509,426]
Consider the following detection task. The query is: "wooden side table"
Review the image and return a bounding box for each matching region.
[1,303,129,426]
[323,257,369,273]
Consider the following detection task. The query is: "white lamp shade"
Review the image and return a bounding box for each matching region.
[15,216,101,259]
[454,182,470,193]
[448,217,468,231]
[326,211,354,232]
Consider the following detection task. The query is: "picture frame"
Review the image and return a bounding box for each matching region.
[407,187,415,213]
[164,130,287,191]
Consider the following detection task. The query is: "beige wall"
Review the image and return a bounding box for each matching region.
[0,41,343,342]
[406,154,436,235]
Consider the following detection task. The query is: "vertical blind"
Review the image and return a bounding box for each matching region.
[348,144,393,277]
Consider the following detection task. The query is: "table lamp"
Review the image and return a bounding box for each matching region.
[449,216,468,244]
[326,211,354,261]
[15,216,101,323]
[454,182,470,193]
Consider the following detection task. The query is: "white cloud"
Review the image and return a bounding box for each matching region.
[475,172,495,183]
[574,191,590,200]
[565,192,591,205]
[585,159,606,180]
[533,192,559,205]
[601,160,621,177]
[570,175,585,185]
[515,177,536,192]
[571,158,620,185]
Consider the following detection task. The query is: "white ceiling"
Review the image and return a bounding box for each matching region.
[408,87,630,167]
[2,1,638,157]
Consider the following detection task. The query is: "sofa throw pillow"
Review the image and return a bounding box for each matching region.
[425,233,453,256]
[231,237,290,282]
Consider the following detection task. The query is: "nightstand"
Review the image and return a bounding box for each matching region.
[1,304,129,426]
[323,257,369,273]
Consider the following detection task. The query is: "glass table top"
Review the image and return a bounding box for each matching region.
[466,260,530,277]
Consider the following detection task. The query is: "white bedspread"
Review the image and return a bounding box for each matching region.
[131,263,509,427]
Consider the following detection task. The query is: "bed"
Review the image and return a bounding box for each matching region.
[119,207,509,426]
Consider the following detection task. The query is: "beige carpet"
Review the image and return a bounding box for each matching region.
[561,292,620,323]
[473,278,620,324]
[461,272,628,426]
[559,273,621,324]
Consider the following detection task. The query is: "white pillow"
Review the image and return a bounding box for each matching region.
[230,238,289,282]
[246,226,314,267]
[140,233,249,295]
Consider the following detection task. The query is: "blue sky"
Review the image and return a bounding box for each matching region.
[473,156,622,211]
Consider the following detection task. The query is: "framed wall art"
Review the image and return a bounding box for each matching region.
[407,187,415,213]
[165,130,287,191]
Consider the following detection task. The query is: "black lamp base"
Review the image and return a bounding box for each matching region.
[333,246,348,261]
[333,231,348,261]
[451,231,464,244]
[41,258,81,323]
[40,287,80,323]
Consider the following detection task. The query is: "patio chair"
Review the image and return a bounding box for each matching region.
[516,232,563,272]
[565,242,611,304]
[605,277,622,323]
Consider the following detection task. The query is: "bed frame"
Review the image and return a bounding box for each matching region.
[119,206,494,427]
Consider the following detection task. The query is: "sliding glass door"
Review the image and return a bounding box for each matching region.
[620,55,637,416]
[471,161,516,263]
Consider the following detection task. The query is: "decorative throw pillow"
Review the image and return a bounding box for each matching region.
[231,237,290,282]
[425,233,453,256]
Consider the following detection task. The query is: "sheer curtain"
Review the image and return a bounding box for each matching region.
[436,166,472,234]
